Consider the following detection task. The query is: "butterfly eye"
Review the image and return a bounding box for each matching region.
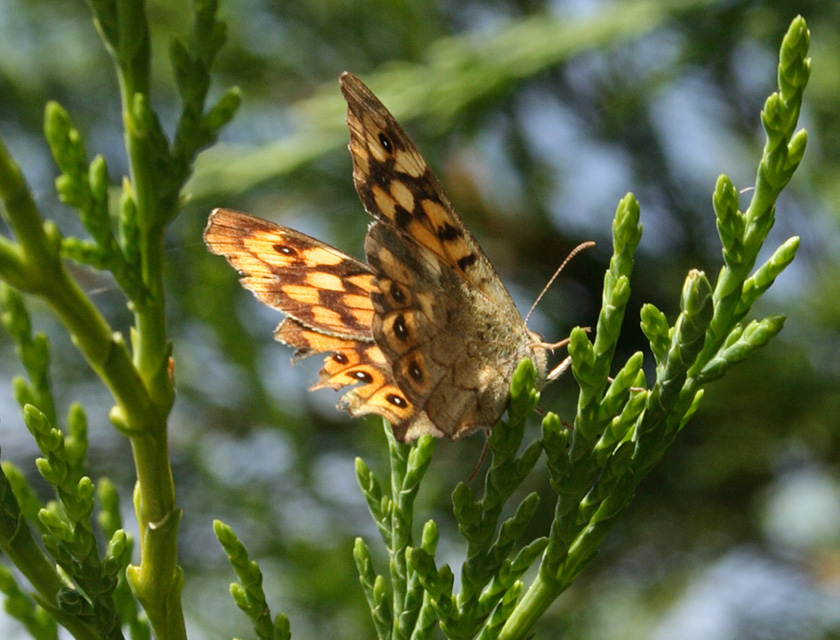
[387,393,407,408]
[378,132,393,153]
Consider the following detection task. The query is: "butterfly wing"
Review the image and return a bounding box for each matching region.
[204,208,443,440]
[204,208,375,339]
[275,318,442,440]
[340,73,545,438]
[340,73,513,304]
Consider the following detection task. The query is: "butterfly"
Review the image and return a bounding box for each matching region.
[204,72,554,442]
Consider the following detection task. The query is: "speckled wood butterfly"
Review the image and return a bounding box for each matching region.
[204,72,555,441]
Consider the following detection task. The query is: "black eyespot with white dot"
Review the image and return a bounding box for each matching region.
[351,370,373,384]
[387,394,407,408]
[409,362,424,382]
[393,316,409,341]
[378,132,393,153]
[273,244,297,256]
[332,353,349,365]
[390,283,406,304]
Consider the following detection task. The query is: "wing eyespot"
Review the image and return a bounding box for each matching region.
[387,393,407,408]
[393,316,409,341]
[390,283,406,304]
[351,370,373,383]
[408,362,424,382]
[378,132,393,153]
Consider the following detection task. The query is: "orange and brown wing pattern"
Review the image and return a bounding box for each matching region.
[275,318,441,440]
[204,208,441,441]
[204,74,546,442]
[204,208,376,339]
[339,72,513,306]
[340,73,537,438]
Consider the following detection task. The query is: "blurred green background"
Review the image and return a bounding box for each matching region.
[1,0,839,638]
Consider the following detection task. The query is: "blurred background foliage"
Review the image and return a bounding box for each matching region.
[0,0,838,638]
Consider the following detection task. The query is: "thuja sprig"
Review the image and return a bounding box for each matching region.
[30,428,133,640]
[634,15,809,470]
[45,105,145,303]
[491,16,809,640]
[486,194,645,639]
[408,361,545,639]
[535,193,644,580]
[354,429,436,639]
[0,0,239,637]
[355,363,552,640]
[213,520,291,640]
[0,290,133,640]
[692,15,808,375]
[0,284,56,425]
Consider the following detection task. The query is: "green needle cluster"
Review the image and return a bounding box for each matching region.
[347,16,809,640]
[213,521,291,640]
[0,0,238,638]
[0,3,810,639]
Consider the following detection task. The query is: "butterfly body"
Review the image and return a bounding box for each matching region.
[205,73,548,441]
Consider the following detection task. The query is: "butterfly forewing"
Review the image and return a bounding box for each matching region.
[339,72,516,306]
[205,208,376,339]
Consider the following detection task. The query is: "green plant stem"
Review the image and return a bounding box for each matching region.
[496,573,556,640]
[97,7,184,636]
[0,517,61,598]
[390,439,409,622]
[1,99,183,640]
[128,430,180,589]
[123,122,185,640]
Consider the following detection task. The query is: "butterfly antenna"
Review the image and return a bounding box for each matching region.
[524,241,596,325]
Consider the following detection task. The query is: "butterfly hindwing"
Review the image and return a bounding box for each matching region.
[275,317,443,440]
[205,209,443,439]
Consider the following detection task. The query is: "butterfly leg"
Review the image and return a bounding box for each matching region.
[467,431,492,484]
